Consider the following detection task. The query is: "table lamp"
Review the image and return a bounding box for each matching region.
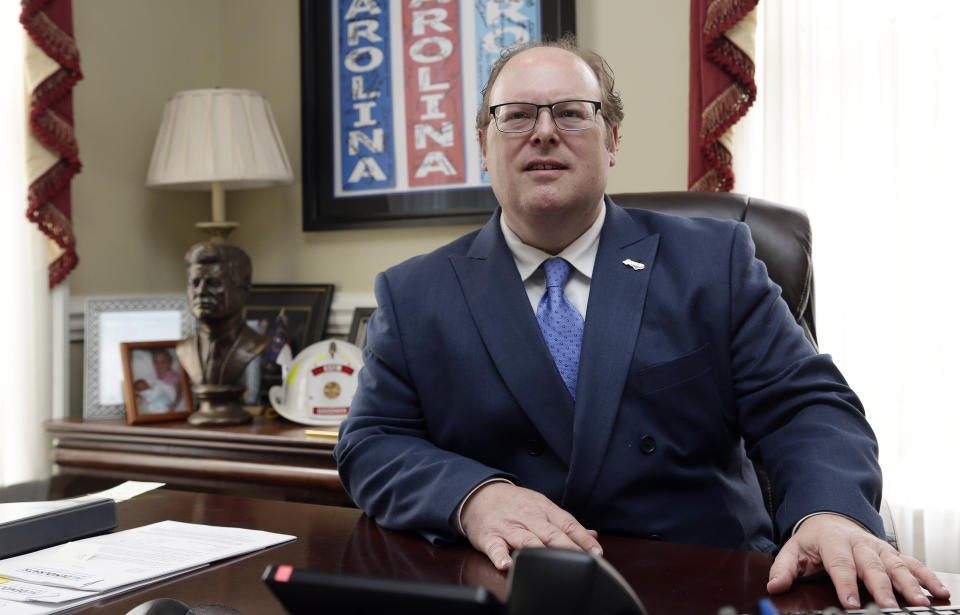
[146,88,294,240]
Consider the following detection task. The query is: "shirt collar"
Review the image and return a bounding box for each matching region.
[500,204,606,281]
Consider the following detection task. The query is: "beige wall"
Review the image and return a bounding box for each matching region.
[71,0,688,299]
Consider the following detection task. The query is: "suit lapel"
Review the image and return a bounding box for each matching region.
[562,200,660,511]
[450,212,575,466]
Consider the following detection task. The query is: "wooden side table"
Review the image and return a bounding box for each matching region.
[45,416,353,506]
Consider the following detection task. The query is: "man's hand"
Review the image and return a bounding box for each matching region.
[460,482,602,571]
[767,513,950,608]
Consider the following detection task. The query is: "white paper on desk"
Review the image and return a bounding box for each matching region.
[0,578,96,603]
[74,481,165,503]
[0,596,52,614]
[0,520,294,591]
[0,566,205,614]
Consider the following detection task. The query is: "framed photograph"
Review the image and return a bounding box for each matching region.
[120,340,195,424]
[84,296,195,420]
[300,0,576,230]
[348,307,376,349]
[241,284,335,405]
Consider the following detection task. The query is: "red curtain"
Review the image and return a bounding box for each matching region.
[20,0,82,287]
[688,0,758,192]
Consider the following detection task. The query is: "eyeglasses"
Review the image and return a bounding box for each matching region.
[489,100,602,133]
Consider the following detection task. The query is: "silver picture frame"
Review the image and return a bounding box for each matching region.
[83,296,195,420]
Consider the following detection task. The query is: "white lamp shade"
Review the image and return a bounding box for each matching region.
[146,88,294,190]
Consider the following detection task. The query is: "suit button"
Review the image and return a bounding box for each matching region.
[639,435,656,455]
[526,438,544,456]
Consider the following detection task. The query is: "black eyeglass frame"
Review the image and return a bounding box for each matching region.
[488,100,602,133]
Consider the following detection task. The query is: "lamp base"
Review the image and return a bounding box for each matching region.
[196,220,239,241]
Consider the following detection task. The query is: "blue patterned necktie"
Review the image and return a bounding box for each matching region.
[536,257,584,399]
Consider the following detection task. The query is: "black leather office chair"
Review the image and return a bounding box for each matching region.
[609,191,897,548]
[610,191,817,349]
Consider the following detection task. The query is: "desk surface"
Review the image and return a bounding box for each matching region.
[16,480,957,615]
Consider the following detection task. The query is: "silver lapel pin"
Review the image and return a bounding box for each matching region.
[622,259,645,271]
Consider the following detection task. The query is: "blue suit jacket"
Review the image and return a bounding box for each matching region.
[334,197,884,552]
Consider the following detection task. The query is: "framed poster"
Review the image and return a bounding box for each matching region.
[241,284,335,405]
[300,0,576,230]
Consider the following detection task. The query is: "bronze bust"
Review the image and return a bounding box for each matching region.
[176,241,268,425]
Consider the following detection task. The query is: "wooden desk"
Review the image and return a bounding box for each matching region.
[18,480,959,615]
[45,417,352,506]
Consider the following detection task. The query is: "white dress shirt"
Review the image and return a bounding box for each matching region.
[499,205,606,318]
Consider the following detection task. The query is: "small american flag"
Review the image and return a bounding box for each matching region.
[264,311,290,362]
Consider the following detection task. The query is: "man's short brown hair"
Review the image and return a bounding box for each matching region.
[476,35,624,144]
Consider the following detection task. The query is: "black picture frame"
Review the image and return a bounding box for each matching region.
[241,284,334,405]
[348,307,376,349]
[300,0,577,230]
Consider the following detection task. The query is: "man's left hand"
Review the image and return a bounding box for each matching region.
[767,513,950,608]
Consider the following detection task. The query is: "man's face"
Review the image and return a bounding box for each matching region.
[479,47,617,237]
[187,263,244,322]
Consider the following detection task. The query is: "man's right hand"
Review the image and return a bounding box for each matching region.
[459,482,603,571]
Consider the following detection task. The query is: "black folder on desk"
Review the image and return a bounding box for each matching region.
[0,497,117,559]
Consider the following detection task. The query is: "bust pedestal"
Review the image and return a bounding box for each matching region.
[188,383,252,426]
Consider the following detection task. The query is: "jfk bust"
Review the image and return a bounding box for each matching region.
[176,241,268,424]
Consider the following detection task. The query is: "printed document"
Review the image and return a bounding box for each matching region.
[0,520,294,614]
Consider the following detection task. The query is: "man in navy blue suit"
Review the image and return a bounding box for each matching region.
[334,38,948,608]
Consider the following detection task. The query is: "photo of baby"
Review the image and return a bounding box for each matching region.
[121,341,195,424]
[132,348,185,414]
